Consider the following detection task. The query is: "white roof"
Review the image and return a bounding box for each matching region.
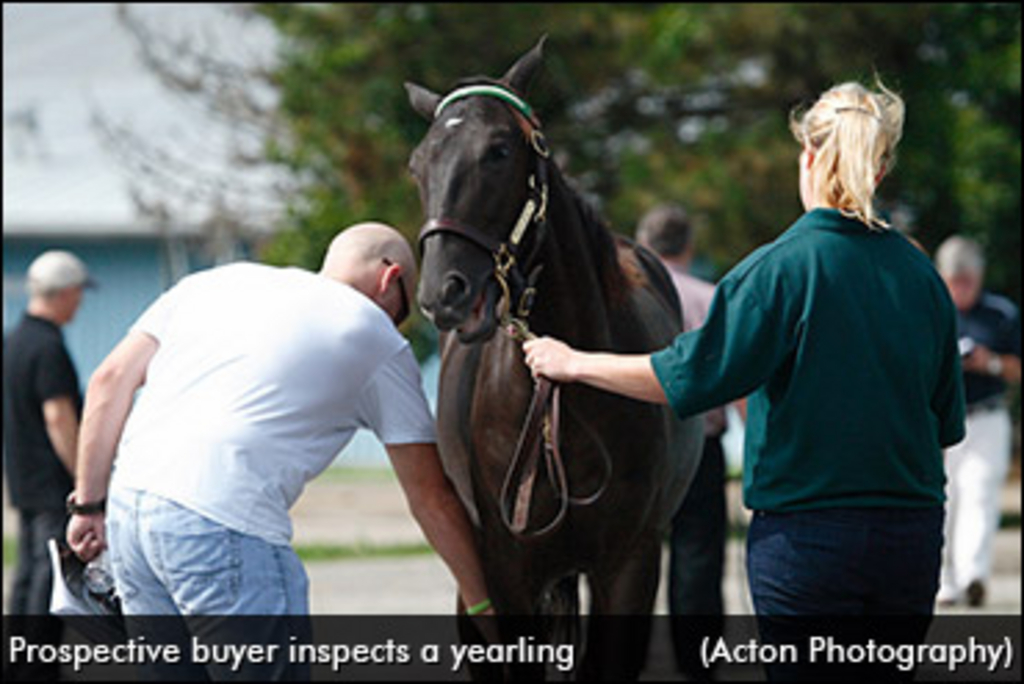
[3,3,286,238]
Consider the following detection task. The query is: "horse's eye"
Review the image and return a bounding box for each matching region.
[484,142,512,163]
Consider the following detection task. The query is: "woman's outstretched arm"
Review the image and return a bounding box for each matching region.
[522,337,668,404]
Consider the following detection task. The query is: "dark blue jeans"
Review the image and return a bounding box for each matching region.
[747,506,944,681]
[4,508,67,681]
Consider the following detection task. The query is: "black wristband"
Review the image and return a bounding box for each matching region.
[67,496,106,516]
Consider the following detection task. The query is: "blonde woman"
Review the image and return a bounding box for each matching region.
[523,82,966,679]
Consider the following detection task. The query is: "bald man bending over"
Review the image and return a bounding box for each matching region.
[68,224,490,626]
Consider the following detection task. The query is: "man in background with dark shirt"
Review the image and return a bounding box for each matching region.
[935,235,1021,608]
[3,250,92,677]
[637,204,742,680]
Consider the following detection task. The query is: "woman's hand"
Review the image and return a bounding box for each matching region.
[523,337,580,382]
[523,337,668,404]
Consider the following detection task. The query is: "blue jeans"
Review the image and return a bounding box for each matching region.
[107,487,311,680]
[747,506,943,681]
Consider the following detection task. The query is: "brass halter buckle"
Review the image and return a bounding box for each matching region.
[531,130,550,159]
[493,244,515,326]
[494,243,516,278]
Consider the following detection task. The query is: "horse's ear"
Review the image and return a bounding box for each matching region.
[502,35,547,96]
[405,81,441,121]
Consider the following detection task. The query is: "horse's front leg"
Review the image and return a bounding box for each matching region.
[457,507,549,681]
[581,531,662,681]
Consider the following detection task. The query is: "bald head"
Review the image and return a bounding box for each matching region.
[321,223,416,282]
[320,222,417,323]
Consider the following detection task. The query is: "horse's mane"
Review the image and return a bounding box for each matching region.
[448,76,628,296]
[452,75,511,92]
[554,168,629,296]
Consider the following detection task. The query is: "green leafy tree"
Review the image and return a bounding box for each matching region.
[254,3,1020,361]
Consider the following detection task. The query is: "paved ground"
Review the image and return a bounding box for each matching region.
[8,469,1016,615]
[3,469,1019,682]
[292,472,1021,616]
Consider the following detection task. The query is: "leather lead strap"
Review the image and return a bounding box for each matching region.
[500,380,570,539]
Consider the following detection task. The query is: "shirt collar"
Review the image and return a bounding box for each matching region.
[801,208,879,233]
[24,313,62,333]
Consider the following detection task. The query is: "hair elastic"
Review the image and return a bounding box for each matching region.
[834,106,883,122]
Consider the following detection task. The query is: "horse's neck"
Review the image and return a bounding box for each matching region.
[528,168,619,347]
[468,167,621,391]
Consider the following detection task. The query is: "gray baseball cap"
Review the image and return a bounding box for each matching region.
[26,250,97,296]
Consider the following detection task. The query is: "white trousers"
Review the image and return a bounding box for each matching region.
[938,406,1012,601]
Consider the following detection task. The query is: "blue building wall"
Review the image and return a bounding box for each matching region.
[3,236,439,468]
[3,238,171,388]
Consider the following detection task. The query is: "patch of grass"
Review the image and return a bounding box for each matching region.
[0,537,433,569]
[728,523,749,540]
[294,541,434,563]
[4,510,1015,569]
[3,536,16,568]
[315,466,397,485]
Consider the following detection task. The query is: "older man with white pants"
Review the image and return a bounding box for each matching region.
[935,235,1021,608]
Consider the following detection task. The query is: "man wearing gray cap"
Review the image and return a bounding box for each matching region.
[3,250,93,678]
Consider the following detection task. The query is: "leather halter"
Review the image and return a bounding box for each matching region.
[418,84,609,539]
[417,85,550,325]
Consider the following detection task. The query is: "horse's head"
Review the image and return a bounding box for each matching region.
[406,38,550,343]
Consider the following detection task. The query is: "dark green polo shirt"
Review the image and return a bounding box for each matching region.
[651,208,966,512]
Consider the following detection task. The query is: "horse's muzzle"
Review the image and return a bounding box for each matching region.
[420,278,500,343]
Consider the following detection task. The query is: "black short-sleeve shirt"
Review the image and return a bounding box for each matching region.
[957,291,1022,406]
[2,314,82,510]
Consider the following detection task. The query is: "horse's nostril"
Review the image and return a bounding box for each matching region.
[416,293,433,317]
[440,273,471,307]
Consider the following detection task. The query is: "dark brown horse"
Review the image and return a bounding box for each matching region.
[406,38,704,680]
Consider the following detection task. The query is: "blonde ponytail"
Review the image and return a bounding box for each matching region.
[790,79,905,229]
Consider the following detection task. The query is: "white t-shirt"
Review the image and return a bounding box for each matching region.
[110,263,436,545]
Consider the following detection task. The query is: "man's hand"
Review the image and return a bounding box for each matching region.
[466,612,501,646]
[522,337,579,382]
[67,512,106,563]
[962,343,1021,384]
[962,343,995,375]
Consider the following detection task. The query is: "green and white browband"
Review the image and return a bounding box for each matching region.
[434,85,535,122]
